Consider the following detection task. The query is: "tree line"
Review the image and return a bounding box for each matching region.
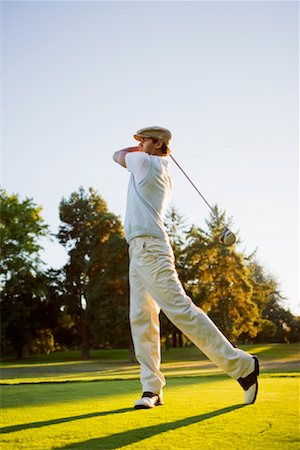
[1,187,299,359]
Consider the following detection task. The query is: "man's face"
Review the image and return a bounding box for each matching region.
[138,137,162,155]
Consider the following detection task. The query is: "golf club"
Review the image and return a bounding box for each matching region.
[170,155,236,246]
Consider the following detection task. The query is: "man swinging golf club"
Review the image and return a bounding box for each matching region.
[113,126,259,409]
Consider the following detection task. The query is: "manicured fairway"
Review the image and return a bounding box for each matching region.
[1,344,299,449]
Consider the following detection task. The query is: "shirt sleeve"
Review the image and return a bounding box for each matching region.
[125,152,151,183]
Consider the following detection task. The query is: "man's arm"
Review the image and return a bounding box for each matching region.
[113,147,140,168]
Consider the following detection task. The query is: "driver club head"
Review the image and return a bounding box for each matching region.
[220,228,236,246]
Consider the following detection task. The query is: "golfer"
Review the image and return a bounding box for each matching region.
[113,126,259,409]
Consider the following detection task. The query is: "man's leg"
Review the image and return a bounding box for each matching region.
[131,237,255,382]
[129,262,165,404]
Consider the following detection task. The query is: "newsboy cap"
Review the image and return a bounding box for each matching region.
[134,126,172,148]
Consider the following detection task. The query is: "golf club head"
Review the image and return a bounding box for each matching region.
[220,228,236,246]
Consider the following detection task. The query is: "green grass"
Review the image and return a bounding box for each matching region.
[1,343,299,384]
[1,344,299,449]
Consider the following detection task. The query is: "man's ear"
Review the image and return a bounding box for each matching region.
[154,139,163,149]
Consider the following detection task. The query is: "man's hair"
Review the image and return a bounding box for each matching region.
[151,138,170,156]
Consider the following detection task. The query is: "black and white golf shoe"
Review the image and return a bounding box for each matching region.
[134,392,163,409]
[238,355,260,405]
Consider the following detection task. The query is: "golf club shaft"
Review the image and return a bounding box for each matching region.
[170,155,216,217]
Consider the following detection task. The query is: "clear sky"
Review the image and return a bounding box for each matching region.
[2,1,299,314]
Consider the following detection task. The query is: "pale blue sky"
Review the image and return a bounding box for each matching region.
[2,1,299,314]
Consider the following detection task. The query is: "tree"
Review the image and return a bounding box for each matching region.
[183,207,262,343]
[87,229,129,349]
[43,268,75,351]
[256,297,300,343]
[0,190,49,357]
[57,187,129,358]
[241,257,277,342]
[242,252,300,343]
[155,205,299,346]
[0,189,48,279]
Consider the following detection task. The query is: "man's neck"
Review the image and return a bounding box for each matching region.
[145,150,163,157]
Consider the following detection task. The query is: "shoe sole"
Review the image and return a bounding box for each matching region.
[250,355,259,404]
[134,400,163,409]
[245,355,259,405]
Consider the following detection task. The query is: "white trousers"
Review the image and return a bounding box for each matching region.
[129,236,253,397]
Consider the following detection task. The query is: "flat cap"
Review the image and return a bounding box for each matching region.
[134,126,172,147]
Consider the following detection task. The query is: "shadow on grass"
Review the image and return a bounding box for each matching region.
[0,407,134,434]
[52,404,245,449]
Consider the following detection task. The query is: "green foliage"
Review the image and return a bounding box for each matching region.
[256,297,300,343]
[165,206,280,344]
[1,186,298,357]
[0,189,48,279]
[29,328,55,354]
[42,269,75,351]
[1,272,53,358]
[87,231,129,348]
[57,187,129,356]
[0,190,50,357]
[244,257,300,343]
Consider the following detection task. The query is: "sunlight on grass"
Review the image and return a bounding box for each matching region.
[1,344,299,449]
[1,344,299,386]
[1,377,299,450]
[2,360,98,369]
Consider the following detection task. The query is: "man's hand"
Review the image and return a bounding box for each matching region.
[113,147,140,168]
